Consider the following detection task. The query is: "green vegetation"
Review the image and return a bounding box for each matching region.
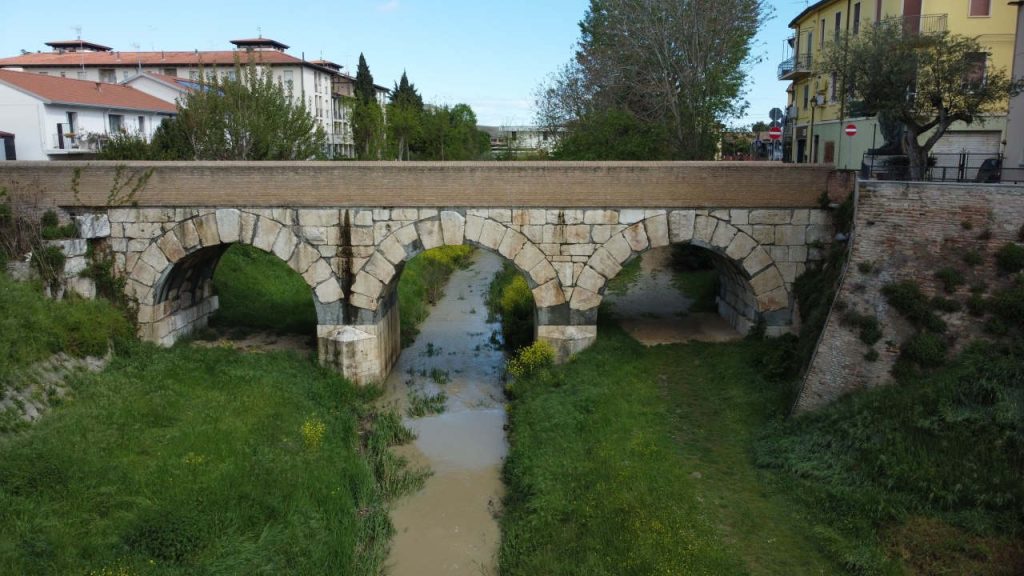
[841,310,883,346]
[500,323,841,575]
[934,267,964,293]
[1,237,422,575]
[397,246,475,346]
[486,262,536,351]
[0,274,132,390]
[881,281,947,333]
[604,255,641,295]
[406,389,448,418]
[996,243,1024,274]
[210,244,317,335]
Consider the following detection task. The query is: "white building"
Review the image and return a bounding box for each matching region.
[0,38,389,159]
[480,125,563,158]
[0,69,176,160]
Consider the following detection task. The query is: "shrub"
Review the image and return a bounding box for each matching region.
[930,296,962,313]
[995,243,1024,274]
[901,332,947,367]
[506,340,555,380]
[961,250,983,267]
[934,267,964,293]
[857,261,875,274]
[842,311,882,345]
[31,245,65,286]
[881,281,946,333]
[966,293,987,317]
[864,348,879,362]
[960,220,974,230]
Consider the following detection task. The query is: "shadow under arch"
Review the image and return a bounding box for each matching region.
[126,209,343,346]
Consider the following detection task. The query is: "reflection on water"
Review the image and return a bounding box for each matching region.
[604,247,742,345]
[383,250,507,576]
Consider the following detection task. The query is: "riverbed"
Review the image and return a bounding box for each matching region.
[382,250,507,576]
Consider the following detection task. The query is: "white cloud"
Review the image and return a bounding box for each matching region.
[377,0,400,12]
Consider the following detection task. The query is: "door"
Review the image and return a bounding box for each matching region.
[903,0,922,33]
[797,139,807,164]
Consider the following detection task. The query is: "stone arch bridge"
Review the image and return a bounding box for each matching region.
[1,161,839,384]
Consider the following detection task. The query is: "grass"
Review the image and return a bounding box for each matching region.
[0,243,423,575]
[0,274,133,392]
[210,244,317,334]
[406,389,448,418]
[397,246,474,346]
[604,256,641,296]
[500,318,841,575]
[486,262,535,351]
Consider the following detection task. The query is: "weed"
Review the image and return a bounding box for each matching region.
[429,368,450,386]
[901,332,947,367]
[930,296,962,313]
[881,281,946,333]
[967,293,987,317]
[962,250,983,267]
[864,348,880,362]
[506,340,555,380]
[842,311,882,346]
[301,416,327,450]
[934,267,964,293]
[995,243,1024,274]
[486,262,536,351]
[960,220,974,230]
[406,389,447,417]
[857,260,875,274]
[977,229,993,241]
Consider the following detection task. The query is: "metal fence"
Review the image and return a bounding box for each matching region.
[861,152,1021,184]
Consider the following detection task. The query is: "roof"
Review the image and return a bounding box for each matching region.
[0,49,308,68]
[230,38,290,50]
[310,59,342,71]
[45,39,112,52]
[124,71,197,93]
[0,130,13,137]
[788,0,838,28]
[0,70,177,113]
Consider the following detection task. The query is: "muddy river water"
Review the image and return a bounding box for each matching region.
[382,250,507,576]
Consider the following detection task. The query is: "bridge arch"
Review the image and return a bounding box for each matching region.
[330,211,565,383]
[126,209,343,345]
[569,211,792,335]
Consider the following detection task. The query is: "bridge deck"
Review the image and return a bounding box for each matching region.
[0,161,834,209]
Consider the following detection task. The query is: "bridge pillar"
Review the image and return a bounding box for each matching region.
[316,290,401,386]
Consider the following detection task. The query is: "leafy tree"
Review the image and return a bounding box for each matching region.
[823,20,1023,180]
[553,109,671,160]
[174,61,326,160]
[751,121,770,133]
[387,72,424,160]
[149,117,192,160]
[537,0,768,160]
[352,53,385,159]
[418,104,489,160]
[97,131,153,160]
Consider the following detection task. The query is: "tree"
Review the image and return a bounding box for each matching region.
[387,71,424,160]
[352,53,385,159]
[174,61,326,160]
[537,0,768,160]
[418,104,489,161]
[751,121,770,133]
[823,20,1023,180]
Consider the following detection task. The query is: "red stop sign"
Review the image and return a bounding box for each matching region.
[845,123,857,137]
[768,126,783,140]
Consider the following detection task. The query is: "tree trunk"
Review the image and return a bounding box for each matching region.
[902,130,929,181]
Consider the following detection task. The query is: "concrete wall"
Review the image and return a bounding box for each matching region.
[796,179,1024,412]
[0,161,835,208]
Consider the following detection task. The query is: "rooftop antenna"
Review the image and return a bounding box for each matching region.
[131,42,142,74]
[257,26,262,39]
[73,25,82,40]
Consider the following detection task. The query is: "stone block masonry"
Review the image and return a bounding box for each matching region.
[0,161,846,386]
[796,180,1024,412]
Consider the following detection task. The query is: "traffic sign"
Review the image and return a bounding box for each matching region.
[844,123,858,137]
[768,126,783,141]
[769,107,784,122]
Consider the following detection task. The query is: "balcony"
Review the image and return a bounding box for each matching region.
[882,13,947,35]
[49,132,101,154]
[778,52,813,81]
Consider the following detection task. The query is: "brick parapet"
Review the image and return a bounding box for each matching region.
[0,161,834,209]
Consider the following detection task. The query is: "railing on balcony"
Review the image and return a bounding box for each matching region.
[778,52,813,81]
[881,13,948,35]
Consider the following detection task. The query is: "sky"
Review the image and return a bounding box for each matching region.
[0,0,804,128]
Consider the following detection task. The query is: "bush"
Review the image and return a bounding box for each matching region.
[934,267,964,293]
[506,341,555,380]
[487,262,535,351]
[97,131,153,160]
[901,332,947,367]
[31,245,65,287]
[961,250,983,267]
[995,243,1024,274]
[930,296,962,313]
[842,310,882,345]
[882,281,946,333]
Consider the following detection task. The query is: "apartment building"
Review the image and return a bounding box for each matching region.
[0,37,388,158]
[0,69,176,160]
[779,0,1018,169]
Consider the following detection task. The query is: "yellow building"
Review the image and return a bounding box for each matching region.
[780,0,1018,170]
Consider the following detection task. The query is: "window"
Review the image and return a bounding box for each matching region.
[66,112,78,133]
[820,19,825,49]
[60,71,66,78]
[39,71,49,76]
[77,71,86,80]
[969,0,991,17]
[122,70,132,81]
[803,85,810,109]
[806,31,813,59]
[138,116,145,134]
[108,114,124,133]
[834,12,842,44]
[283,70,294,92]
[99,69,116,83]
[189,70,199,81]
[163,68,177,77]
[853,3,861,34]
[830,72,838,102]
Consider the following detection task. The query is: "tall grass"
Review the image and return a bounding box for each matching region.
[486,262,535,351]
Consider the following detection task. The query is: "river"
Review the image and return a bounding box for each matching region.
[382,250,507,576]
